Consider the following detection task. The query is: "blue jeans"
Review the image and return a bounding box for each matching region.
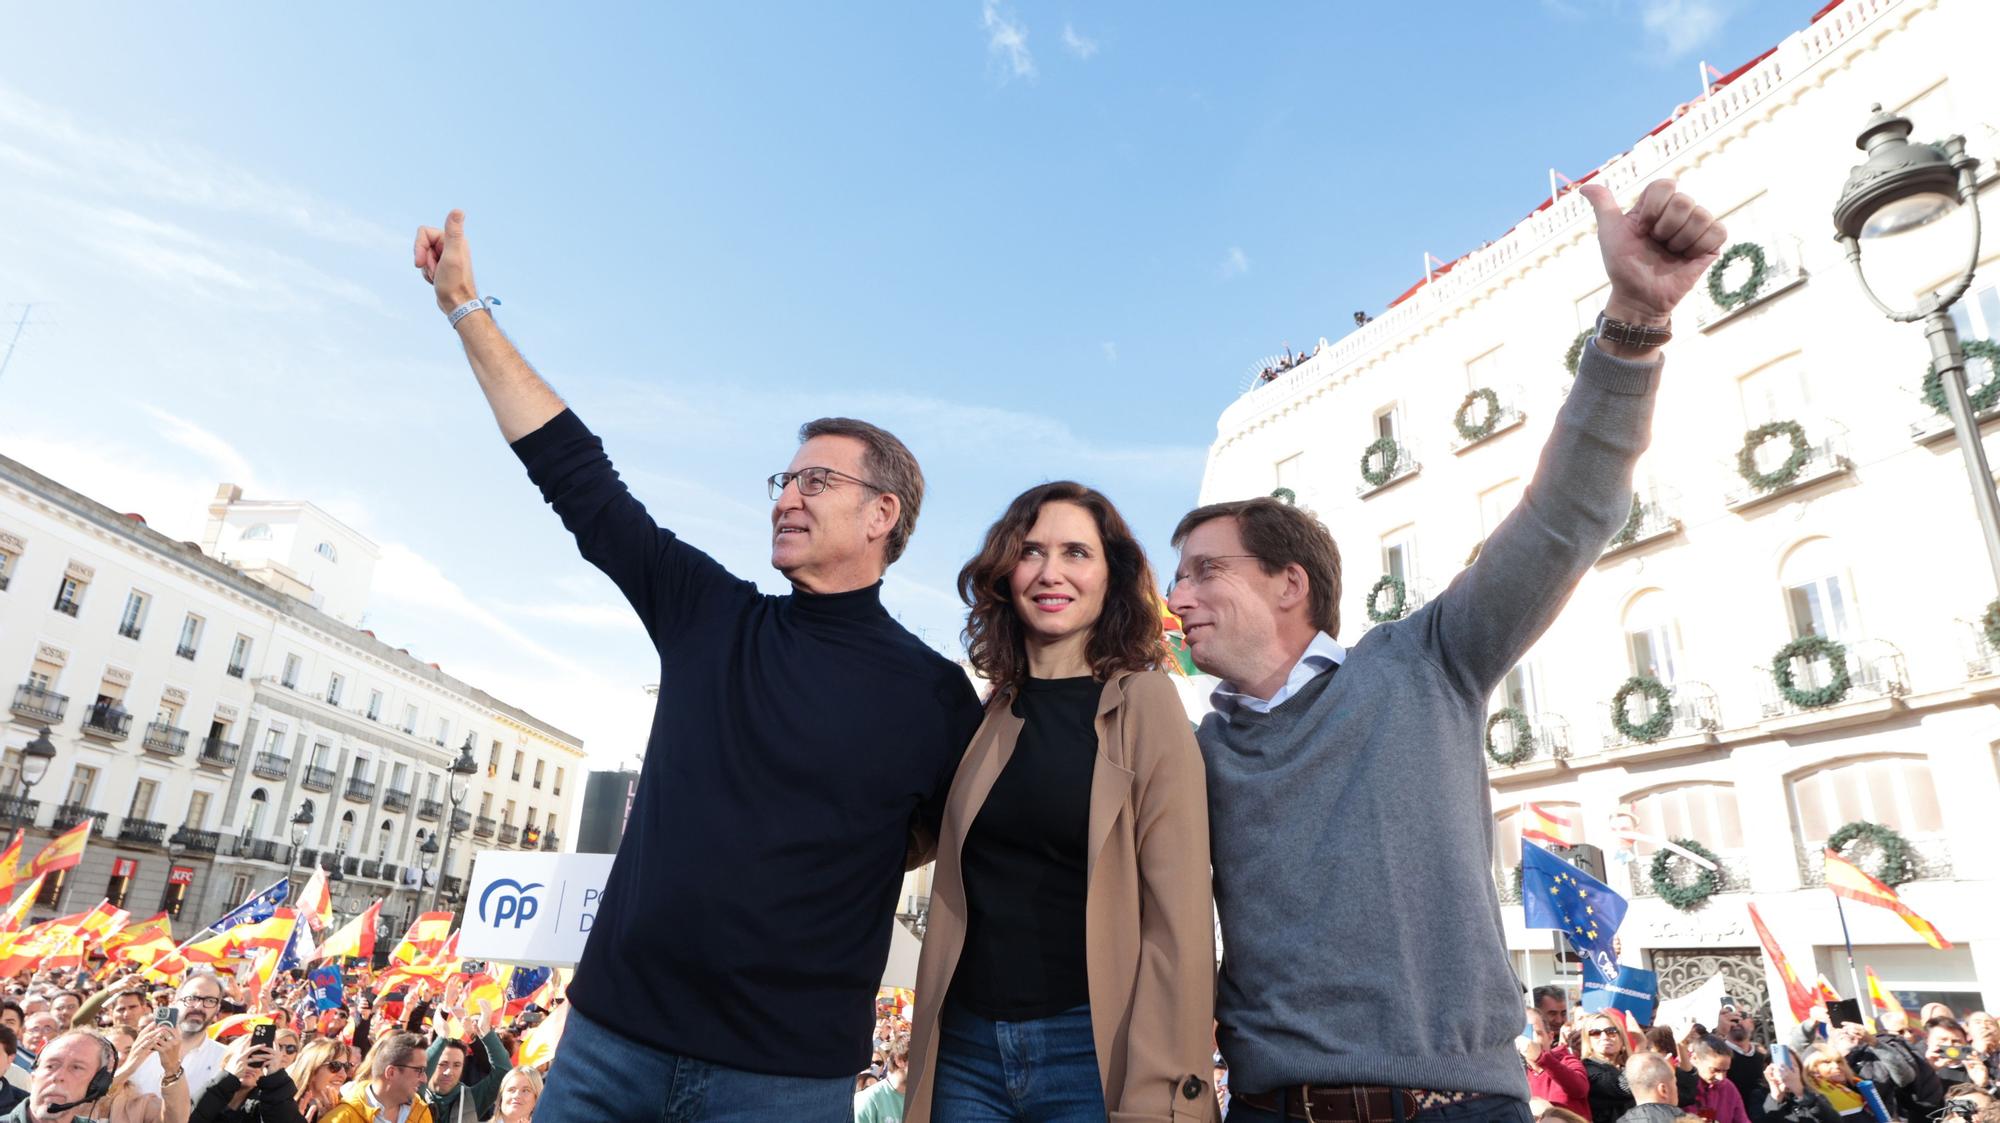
[538,1006,856,1123]
[1225,1091,1533,1123]
[930,1001,1106,1122]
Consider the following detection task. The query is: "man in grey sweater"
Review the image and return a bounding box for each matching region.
[1165,179,1725,1123]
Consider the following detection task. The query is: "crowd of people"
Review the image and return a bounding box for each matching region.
[1,960,556,1123]
[1254,340,1326,384]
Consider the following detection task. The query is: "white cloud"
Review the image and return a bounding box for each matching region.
[1220,246,1250,279]
[1639,0,1729,57]
[1061,24,1098,60]
[138,405,260,493]
[982,0,1036,81]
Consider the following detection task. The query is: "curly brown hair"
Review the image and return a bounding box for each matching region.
[958,482,1166,699]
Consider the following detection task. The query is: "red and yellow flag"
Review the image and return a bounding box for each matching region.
[1747,902,1815,1024]
[390,911,454,965]
[514,1000,569,1069]
[1865,967,1906,1026]
[103,912,172,955]
[0,831,24,904]
[296,867,333,933]
[1521,803,1579,848]
[318,900,381,962]
[1823,849,1951,949]
[0,873,44,934]
[26,820,90,878]
[229,908,298,953]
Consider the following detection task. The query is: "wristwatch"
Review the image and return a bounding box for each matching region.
[162,1068,185,1088]
[1596,312,1673,349]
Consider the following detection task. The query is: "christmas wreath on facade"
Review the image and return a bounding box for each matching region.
[1611,675,1675,742]
[1270,487,1297,506]
[1736,420,1811,492]
[1651,837,1723,910]
[1367,575,1408,623]
[1361,437,1402,487]
[1707,242,1770,310]
[1984,598,2000,654]
[1485,707,1534,766]
[1771,634,1852,709]
[1564,329,1593,377]
[1826,820,1916,886]
[1455,388,1503,442]
[1920,339,2000,416]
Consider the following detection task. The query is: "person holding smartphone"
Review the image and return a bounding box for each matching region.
[1925,1017,1995,1094]
[191,1026,306,1123]
[1761,1046,1840,1123]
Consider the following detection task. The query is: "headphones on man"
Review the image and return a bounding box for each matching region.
[37,1030,118,1114]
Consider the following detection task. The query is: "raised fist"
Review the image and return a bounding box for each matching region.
[413,209,479,315]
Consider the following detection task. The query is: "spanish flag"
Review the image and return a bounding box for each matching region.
[1865,966,1906,1026]
[514,999,569,1069]
[1521,803,1579,848]
[318,900,381,962]
[1823,848,1952,949]
[390,911,454,965]
[0,873,43,933]
[296,867,333,933]
[27,820,90,878]
[1747,902,1815,1024]
[103,912,173,956]
[0,831,23,904]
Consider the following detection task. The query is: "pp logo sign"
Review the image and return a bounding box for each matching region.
[478,878,546,929]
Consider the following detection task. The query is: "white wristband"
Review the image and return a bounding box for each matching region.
[447,297,499,328]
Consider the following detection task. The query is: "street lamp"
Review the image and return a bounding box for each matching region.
[1833,105,2000,594]
[430,735,479,913]
[16,726,55,801]
[417,832,439,924]
[288,801,314,889]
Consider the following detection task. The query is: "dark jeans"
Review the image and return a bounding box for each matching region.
[930,1001,1106,1122]
[538,1006,855,1123]
[1225,1092,1534,1123]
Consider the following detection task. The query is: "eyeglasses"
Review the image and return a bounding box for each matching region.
[279,1044,300,1056]
[180,995,222,1009]
[1587,1027,1621,1037]
[766,467,885,500]
[325,1061,354,1075]
[388,1063,426,1074]
[1168,554,1262,595]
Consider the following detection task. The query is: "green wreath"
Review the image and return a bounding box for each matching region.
[1366,574,1408,623]
[1611,675,1674,742]
[1564,329,1593,377]
[1609,494,1644,548]
[1360,437,1401,487]
[1485,707,1534,766]
[1920,339,2000,416]
[1455,388,1502,442]
[1736,420,1811,492]
[1651,838,1723,910]
[1984,598,2000,654]
[1771,634,1852,708]
[1706,242,1770,310]
[1270,486,1297,506]
[1826,820,1916,887]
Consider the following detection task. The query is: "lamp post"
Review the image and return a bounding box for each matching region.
[430,735,478,913]
[417,832,438,931]
[288,802,314,891]
[1833,105,2000,594]
[15,726,55,808]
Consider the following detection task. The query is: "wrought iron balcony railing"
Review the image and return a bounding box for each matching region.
[498,823,520,845]
[10,683,68,724]
[343,778,376,804]
[53,803,107,836]
[80,704,133,741]
[383,788,411,813]
[474,816,497,838]
[416,799,442,822]
[252,752,292,780]
[198,737,240,769]
[1757,638,1911,720]
[142,723,189,757]
[119,818,168,846]
[0,797,39,828]
[300,766,336,793]
[1602,679,1723,750]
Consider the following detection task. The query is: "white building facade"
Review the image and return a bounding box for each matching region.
[0,456,586,946]
[1197,0,2000,1019]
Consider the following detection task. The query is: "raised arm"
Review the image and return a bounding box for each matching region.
[413,210,566,443]
[1423,180,1726,698]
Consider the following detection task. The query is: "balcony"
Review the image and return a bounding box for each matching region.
[1482,712,1574,775]
[474,816,497,839]
[360,859,383,880]
[1359,578,1435,631]
[343,778,376,804]
[522,826,542,849]
[1601,679,1722,754]
[381,863,401,884]
[53,803,107,836]
[498,823,520,845]
[416,799,442,822]
[301,766,336,793]
[118,818,169,847]
[1355,439,1423,499]
[117,621,142,640]
[233,836,281,862]
[342,855,361,877]
[80,704,132,742]
[540,832,559,852]
[0,796,39,828]
[141,722,189,758]
[1797,833,1952,886]
[440,874,464,900]
[225,661,247,679]
[1723,430,1854,512]
[1963,618,2000,683]
[197,737,240,770]
[251,752,291,781]
[1630,848,1754,899]
[170,826,221,854]
[1448,388,1529,454]
[1757,638,1910,731]
[1691,237,1809,332]
[450,809,472,833]
[53,597,80,617]
[10,683,68,724]
[175,643,198,661]
[383,788,411,813]
[1598,495,1683,562]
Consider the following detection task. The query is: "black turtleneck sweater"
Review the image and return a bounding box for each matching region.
[512,409,983,1078]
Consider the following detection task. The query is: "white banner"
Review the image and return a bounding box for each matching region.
[456,851,615,968]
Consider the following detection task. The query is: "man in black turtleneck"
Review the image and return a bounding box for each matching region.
[414,211,982,1123]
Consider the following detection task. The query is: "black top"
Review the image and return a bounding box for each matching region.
[952,674,1102,1020]
[512,410,983,1078]
[1725,1043,1772,1123]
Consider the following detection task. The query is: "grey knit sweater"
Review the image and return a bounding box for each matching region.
[1200,340,1660,1098]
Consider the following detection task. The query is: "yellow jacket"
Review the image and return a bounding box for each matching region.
[319,1087,436,1123]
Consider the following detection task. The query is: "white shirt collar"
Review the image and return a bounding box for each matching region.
[365,1083,413,1123]
[1210,631,1345,717]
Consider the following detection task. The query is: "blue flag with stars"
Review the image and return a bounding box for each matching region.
[207,876,290,934]
[1522,840,1628,980]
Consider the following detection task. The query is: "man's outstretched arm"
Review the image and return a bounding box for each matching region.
[413,209,566,442]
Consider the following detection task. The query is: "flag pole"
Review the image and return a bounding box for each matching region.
[1832,890,1867,1010]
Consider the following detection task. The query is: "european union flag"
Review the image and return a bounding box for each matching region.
[1522,840,1628,980]
[506,965,553,1002]
[208,876,290,934]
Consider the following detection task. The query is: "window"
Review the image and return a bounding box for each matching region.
[1789,756,1942,843]
[479,793,493,817]
[1622,590,1681,684]
[503,799,516,825]
[176,614,203,659]
[366,690,383,721]
[1373,405,1402,443]
[1496,662,1541,717]
[281,653,301,689]
[1465,346,1505,391]
[227,873,251,907]
[118,591,149,639]
[160,869,191,918]
[488,741,502,774]
[65,765,97,808]
[1738,355,1815,430]
[403,704,418,735]
[1274,453,1303,496]
[1574,283,1611,334]
[435,717,450,747]
[425,773,440,800]
[512,750,524,782]
[227,634,252,677]
[311,742,333,770]
[186,790,212,830]
[1946,280,2000,394]
[129,779,159,821]
[316,542,338,561]
[327,673,344,707]
[105,859,135,908]
[533,759,545,789]
[390,762,408,792]
[1381,527,1417,586]
[553,767,564,797]
[245,790,269,839]
[53,572,87,615]
[0,547,15,589]
[1493,803,1584,877]
[241,524,271,541]
[1779,538,1854,642]
[337,811,356,851]
[350,757,371,783]
[263,727,286,757]
[377,820,393,858]
[1624,784,1744,857]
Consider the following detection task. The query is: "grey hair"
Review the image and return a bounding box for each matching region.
[798,418,925,565]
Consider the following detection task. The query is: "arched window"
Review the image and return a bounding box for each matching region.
[1778,538,1854,641]
[338,810,356,852]
[1622,783,1743,855]
[377,819,394,858]
[1622,590,1680,683]
[1788,756,1942,846]
[241,524,271,541]
[315,542,338,561]
[246,789,269,838]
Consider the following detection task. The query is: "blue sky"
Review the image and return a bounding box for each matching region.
[0,2,1821,766]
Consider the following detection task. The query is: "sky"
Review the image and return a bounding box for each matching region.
[0,1,1827,769]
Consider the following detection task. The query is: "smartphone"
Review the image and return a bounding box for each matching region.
[155,1006,180,1027]
[250,1023,277,1050]
[1828,999,1865,1028]
[1940,1044,1968,1063]
[1772,1043,1799,1073]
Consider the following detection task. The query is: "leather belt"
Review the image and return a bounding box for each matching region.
[1234,1084,1489,1122]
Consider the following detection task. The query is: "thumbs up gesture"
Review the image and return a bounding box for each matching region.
[1579,180,1726,328]
[414,209,479,315]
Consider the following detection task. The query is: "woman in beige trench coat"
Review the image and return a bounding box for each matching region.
[905,481,1218,1123]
